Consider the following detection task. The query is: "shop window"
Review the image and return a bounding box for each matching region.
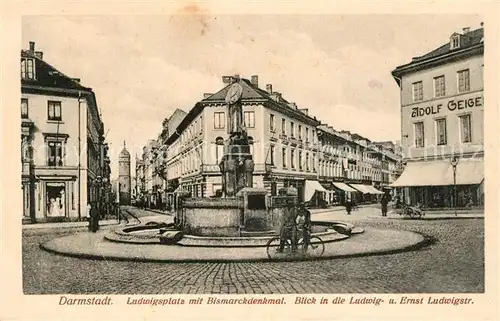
[46,183,66,217]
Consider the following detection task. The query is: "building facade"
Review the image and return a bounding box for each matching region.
[21,41,111,223]
[391,26,484,208]
[136,75,403,209]
[118,142,131,205]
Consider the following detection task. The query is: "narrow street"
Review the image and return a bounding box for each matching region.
[23,207,484,294]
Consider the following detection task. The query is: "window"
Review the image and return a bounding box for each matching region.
[21,58,35,80]
[298,125,302,139]
[282,148,287,167]
[312,153,316,171]
[298,151,303,170]
[215,137,224,163]
[21,98,28,118]
[281,118,286,135]
[270,114,275,132]
[270,145,275,165]
[47,141,63,166]
[458,69,470,93]
[436,118,447,145]
[214,112,225,129]
[451,35,460,49]
[244,111,255,128]
[305,128,309,142]
[434,75,446,97]
[312,130,315,142]
[306,153,309,171]
[414,122,425,147]
[290,122,295,138]
[200,115,203,131]
[459,114,472,143]
[291,149,295,168]
[47,101,62,121]
[412,81,423,102]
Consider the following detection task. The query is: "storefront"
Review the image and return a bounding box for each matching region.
[391,158,484,208]
[331,182,357,205]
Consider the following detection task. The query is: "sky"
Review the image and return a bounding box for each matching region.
[22,14,482,178]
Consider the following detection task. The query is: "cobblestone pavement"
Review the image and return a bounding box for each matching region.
[22,208,484,294]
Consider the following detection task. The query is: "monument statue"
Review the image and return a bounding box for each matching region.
[219,76,254,197]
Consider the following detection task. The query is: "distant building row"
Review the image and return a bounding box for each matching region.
[135,76,402,209]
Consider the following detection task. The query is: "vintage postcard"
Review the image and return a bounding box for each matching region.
[1,1,499,321]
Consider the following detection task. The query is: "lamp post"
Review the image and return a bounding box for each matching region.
[450,154,459,216]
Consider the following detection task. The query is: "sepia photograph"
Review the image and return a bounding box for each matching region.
[17,14,488,297]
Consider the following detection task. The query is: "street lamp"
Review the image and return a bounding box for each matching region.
[450,154,460,216]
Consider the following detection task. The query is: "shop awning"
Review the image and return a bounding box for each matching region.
[349,184,373,194]
[304,180,328,202]
[332,182,357,193]
[363,185,385,194]
[391,158,484,187]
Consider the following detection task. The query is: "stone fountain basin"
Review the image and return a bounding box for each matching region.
[104,221,362,247]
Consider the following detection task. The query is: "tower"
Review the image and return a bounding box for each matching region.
[118,141,131,205]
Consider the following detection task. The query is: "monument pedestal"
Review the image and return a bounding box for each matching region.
[220,144,254,197]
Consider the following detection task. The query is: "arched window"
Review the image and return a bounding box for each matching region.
[215,137,224,163]
[248,136,254,156]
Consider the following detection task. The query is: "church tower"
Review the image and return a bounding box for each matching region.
[118,141,131,205]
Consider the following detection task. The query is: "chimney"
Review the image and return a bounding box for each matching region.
[72,78,81,83]
[287,102,297,109]
[266,84,273,94]
[29,41,35,52]
[271,92,282,102]
[463,27,471,34]
[481,22,484,27]
[251,75,259,87]
[203,93,212,99]
[222,76,232,84]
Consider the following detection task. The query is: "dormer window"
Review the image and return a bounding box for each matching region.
[450,34,460,50]
[21,58,35,80]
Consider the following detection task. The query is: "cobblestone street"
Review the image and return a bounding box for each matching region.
[22,208,484,294]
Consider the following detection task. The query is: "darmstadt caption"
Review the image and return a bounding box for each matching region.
[22,15,484,295]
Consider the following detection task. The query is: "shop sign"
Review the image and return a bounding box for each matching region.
[411,94,482,118]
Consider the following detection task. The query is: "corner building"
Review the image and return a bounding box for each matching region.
[391,26,484,208]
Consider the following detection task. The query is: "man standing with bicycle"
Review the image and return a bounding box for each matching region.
[277,201,298,253]
[296,202,312,252]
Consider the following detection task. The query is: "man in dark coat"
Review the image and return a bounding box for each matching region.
[381,192,391,217]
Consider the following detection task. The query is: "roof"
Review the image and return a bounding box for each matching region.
[21,50,90,91]
[165,77,319,145]
[392,27,484,78]
[119,147,130,158]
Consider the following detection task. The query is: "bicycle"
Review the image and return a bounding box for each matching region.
[266,229,325,260]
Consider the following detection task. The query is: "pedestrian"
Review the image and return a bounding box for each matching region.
[345,195,352,215]
[277,202,298,253]
[296,202,311,253]
[381,191,391,217]
[86,203,92,231]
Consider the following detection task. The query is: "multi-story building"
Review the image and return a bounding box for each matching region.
[391,25,484,208]
[21,41,110,223]
[164,75,323,202]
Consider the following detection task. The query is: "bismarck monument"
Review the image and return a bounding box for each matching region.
[173,75,296,237]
